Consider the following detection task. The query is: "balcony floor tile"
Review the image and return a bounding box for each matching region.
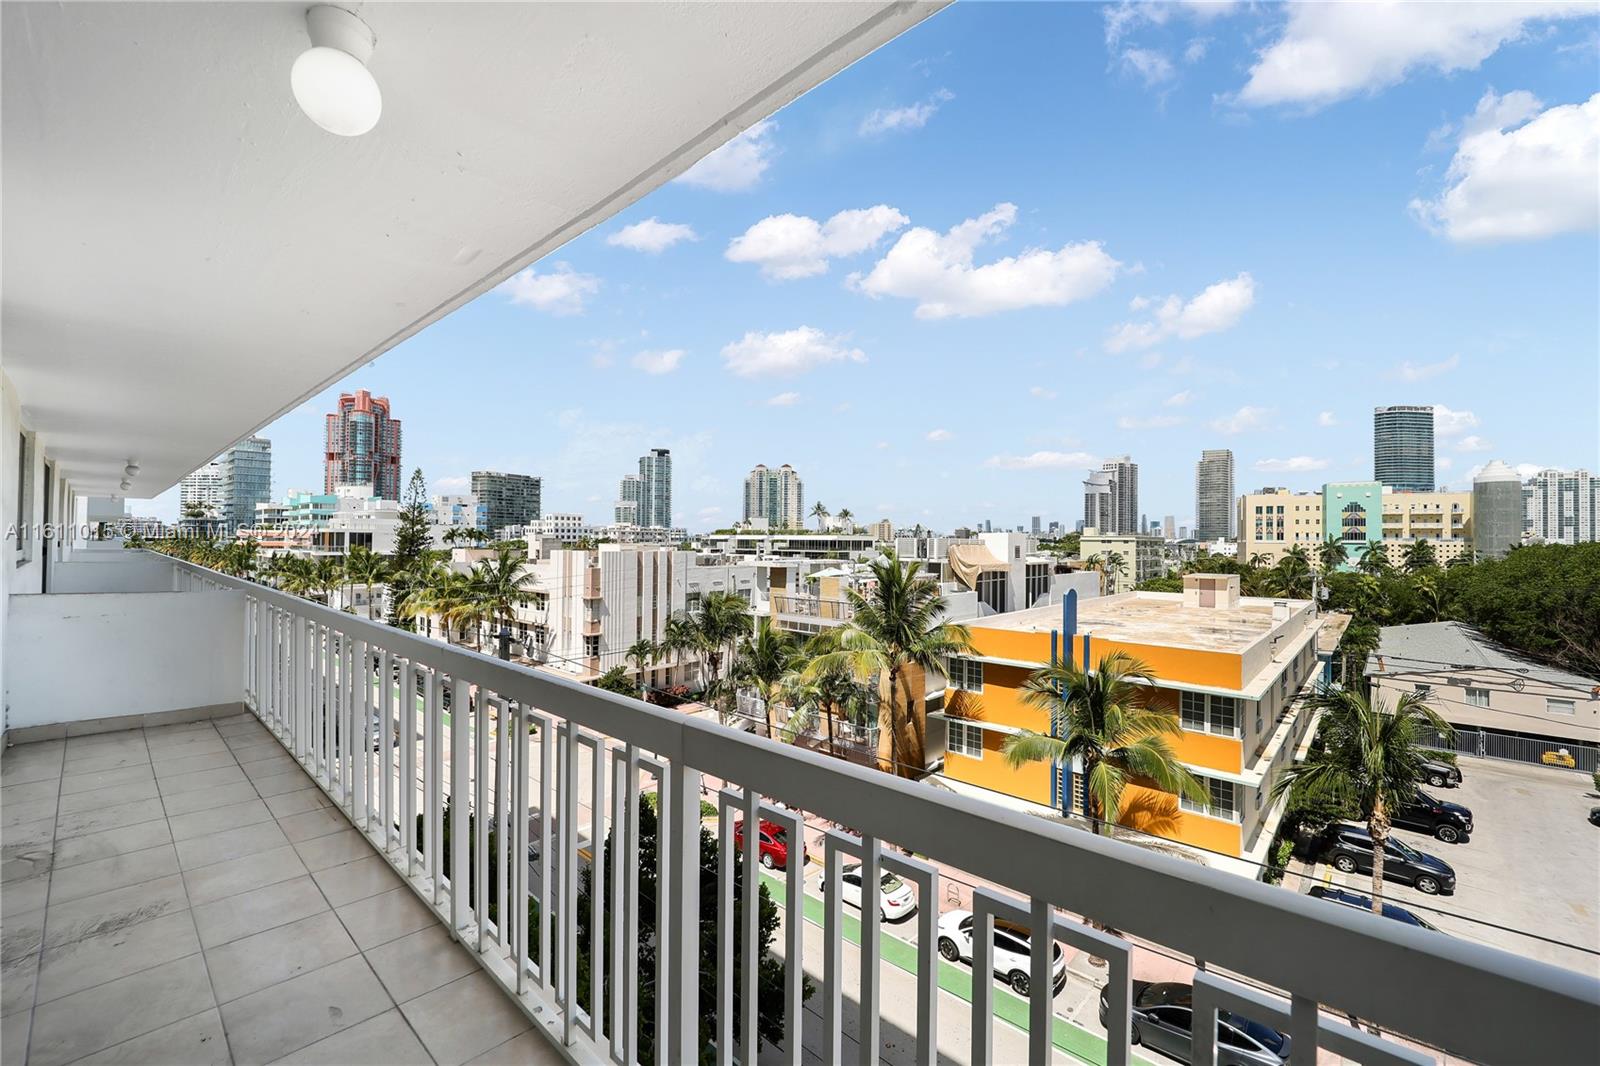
[0,720,566,1066]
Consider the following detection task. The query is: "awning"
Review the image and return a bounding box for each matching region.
[947,544,1008,589]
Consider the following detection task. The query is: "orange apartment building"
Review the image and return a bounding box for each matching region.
[934,574,1327,866]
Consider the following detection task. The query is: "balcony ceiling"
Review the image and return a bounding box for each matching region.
[2,1,941,496]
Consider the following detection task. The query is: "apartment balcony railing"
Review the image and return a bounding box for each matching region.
[22,549,1595,1066]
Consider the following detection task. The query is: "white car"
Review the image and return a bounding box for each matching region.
[937,909,1067,996]
[820,863,918,921]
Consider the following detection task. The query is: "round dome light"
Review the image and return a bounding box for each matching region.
[291,6,381,138]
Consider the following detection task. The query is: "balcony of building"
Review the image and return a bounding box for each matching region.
[4,3,1598,1065]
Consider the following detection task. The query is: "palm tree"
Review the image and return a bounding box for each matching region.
[1357,541,1391,576]
[470,546,539,659]
[806,549,974,777]
[1001,652,1206,835]
[1271,688,1452,910]
[660,611,698,687]
[810,501,829,532]
[1247,552,1270,571]
[312,556,343,606]
[732,619,798,738]
[1270,547,1313,598]
[1412,573,1445,623]
[693,592,752,704]
[625,638,659,697]
[1316,535,1347,574]
[1402,538,1437,574]
[836,507,854,533]
[343,546,390,620]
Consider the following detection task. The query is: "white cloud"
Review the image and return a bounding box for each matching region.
[630,349,684,375]
[726,205,908,280]
[606,218,699,253]
[1183,37,1211,64]
[767,391,801,407]
[1317,411,1339,427]
[1210,405,1273,434]
[1236,4,1585,110]
[1117,414,1185,430]
[1254,456,1331,473]
[1164,390,1193,407]
[1434,405,1480,438]
[1120,48,1175,87]
[676,120,777,192]
[1030,385,1058,400]
[926,428,954,442]
[720,326,866,377]
[853,203,1121,319]
[1455,434,1492,452]
[432,475,470,492]
[860,89,954,135]
[499,263,600,315]
[984,450,1099,471]
[1394,354,1461,382]
[1438,457,1455,471]
[1411,90,1600,243]
[1106,272,1255,351]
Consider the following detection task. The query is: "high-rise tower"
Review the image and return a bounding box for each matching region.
[1195,449,1235,542]
[325,390,402,500]
[637,448,672,528]
[1373,405,1434,492]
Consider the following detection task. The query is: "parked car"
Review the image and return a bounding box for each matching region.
[1320,824,1456,895]
[1306,885,1440,930]
[1422,759,1462,788]
[820,862,917,921]
[732,819,804,870]
[1391,789,1473,843]
[936,910,1066,995]
[1588,807,1600,827]
[1097,981,1290,1066]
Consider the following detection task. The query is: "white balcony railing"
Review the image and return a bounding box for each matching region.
[161,553,1599,1065]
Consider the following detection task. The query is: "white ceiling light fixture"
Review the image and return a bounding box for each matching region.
[119,479,131,491]
[291,5,382,137]
[124,461,140,477]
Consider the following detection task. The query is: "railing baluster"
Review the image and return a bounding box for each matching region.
[587,733,606,1043]
[664,757,702,1065]
[858,833,882,1066]
[1028,897,1052,1066]
[514,709,535,997]
[741,787,759,1066]
[560,721,578,1047]
[970,896,995,1066]
[822,832,844,1065]
[623,745,640,1066]
[608,748,626,1065]
[496,699,512,951]
[402,659,417,872]
[451,676,470,938]
[320,625,334,789]
[475,694,492,952]
[1290,994,1319,1066]
[537,713,553,993]
[422,668,439,902]
[353,638,369,830]
[342,631,356,810]
[379,649,393,849]
[716,791,736,1066]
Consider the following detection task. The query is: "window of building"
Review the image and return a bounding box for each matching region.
[949,657,983,693]
[1547,699,1576,716]
[1464,687,1490,708]
[948,720,983,759]
[1209,695,1239,736]
[1180,775,1239,821]
[15,431,32,562]
[1180,690,1206,731]
[1413,683,1432,697]
[1180,691,1240,737]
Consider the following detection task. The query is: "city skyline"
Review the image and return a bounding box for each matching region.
[128,3,1597,529]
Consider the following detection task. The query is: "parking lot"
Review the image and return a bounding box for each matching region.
[1310,756,1600,977]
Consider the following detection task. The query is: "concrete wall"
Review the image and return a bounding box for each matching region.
[5,590,244,729]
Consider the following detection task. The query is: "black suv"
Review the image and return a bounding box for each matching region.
[1307,885,1440,930]
[1422,759,1462,788]
[1320,825,1457,895]
[1392,789,1473,843]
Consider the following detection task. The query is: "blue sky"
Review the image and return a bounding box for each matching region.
[138,2,1600,530]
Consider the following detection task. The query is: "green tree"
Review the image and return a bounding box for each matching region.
[343,546,390,620]
[1272,688,1452,909]
[810,501,829,531]
[732,619,798,738]
[393,468,433,568]
[1000,651,1205,834]
[1402,538,1437,574]
[1442,542,1600,676]
[1316,535,1347,574]
[1270,546,1313,597]
[312,555,343,605]
[806,549,973,777]
[471,546,539,659]
[625,638,659,696]
[693,592,753,705]
[661,611,699,685]
[835,507,854,532]
[1357,541,1391,576]
[594,665,636,697]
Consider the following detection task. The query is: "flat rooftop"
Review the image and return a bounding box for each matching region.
[975,592,1310,654]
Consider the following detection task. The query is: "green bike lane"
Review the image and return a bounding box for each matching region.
[761,870,1154,1066]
